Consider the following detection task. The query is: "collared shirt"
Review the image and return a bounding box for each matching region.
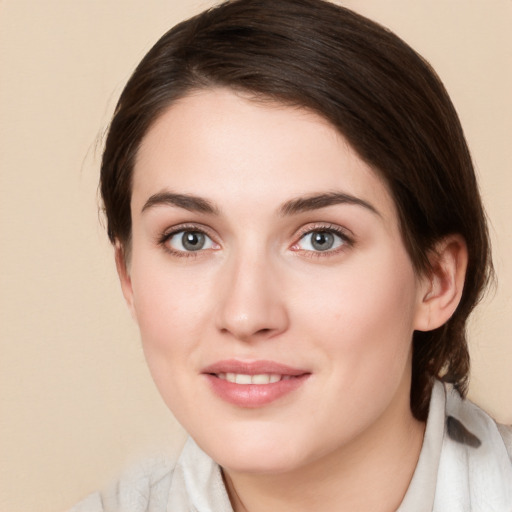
[71,381,512,511]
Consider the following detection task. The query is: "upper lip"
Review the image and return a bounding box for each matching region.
[202,359,309,376]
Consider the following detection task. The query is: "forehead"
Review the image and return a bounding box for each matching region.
[132,88,397,223]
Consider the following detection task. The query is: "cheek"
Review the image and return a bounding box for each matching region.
[297,248,420,372]
[129,262,211,412]
[128,262,210,379]
[131,254,212,329]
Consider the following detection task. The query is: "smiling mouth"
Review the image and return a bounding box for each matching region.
[214,373,295,384]
[201,359,310,405]
[204,362,310,407]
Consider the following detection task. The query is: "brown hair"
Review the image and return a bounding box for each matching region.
[101,0,492,421]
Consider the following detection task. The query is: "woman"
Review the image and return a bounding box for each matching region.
[72,0,512,510]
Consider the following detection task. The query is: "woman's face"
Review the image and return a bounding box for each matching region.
[121,88,428,474]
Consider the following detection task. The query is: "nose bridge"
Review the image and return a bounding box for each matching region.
[215,243,288,341]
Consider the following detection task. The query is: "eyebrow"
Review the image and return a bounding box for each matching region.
[279,192,380,216]
[141,190,379,217]
[141,192,219,215]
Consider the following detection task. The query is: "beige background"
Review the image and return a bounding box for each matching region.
[0,1,510,510]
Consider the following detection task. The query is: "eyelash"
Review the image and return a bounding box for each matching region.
[291,223,354,258]
[158,224,219,258]
[157,222,354,258]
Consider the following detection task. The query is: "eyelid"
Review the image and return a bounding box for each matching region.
[290,222,354,254]
[156,221,353,257]
[157,223,220,255]
[294,222,353,239]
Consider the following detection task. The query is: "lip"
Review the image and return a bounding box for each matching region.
[202,359,311,408]
[202,359,308,376]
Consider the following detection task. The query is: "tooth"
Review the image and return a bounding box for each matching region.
[219,373,287,384]
[235,374,252,384]
[252,374,271,384]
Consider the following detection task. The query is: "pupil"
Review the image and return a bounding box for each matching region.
[182,232,204,251]
[312,231,334,251]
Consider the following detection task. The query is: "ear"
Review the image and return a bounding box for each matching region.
[114,241,137,321]
[414,235,468,332]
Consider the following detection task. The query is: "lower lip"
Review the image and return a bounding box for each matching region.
[204,374,310,408]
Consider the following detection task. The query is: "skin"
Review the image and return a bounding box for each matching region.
[117,88,467,511]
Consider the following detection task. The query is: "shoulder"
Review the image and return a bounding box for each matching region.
[496,423,512,461]
[444,384,512,461]
[68,455,176,512]
[433,383,512,510]
[68,438,232,512]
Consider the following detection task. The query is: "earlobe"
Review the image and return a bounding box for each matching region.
[114,241,137,321]
[414,235,468,332]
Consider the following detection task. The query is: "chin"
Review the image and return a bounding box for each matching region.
[192,423,319,475]
[217,449,305,475]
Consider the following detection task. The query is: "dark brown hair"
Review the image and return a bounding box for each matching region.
[101,0,492,421]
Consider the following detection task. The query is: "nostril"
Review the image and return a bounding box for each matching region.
[215,284,289,340]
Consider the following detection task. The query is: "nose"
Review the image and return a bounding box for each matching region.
[215,251,289,342]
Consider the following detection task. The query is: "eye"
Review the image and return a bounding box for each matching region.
[294,229,348,252]
[166,230,217,253]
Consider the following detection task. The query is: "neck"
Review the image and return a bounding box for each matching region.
[223,389,425,512]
